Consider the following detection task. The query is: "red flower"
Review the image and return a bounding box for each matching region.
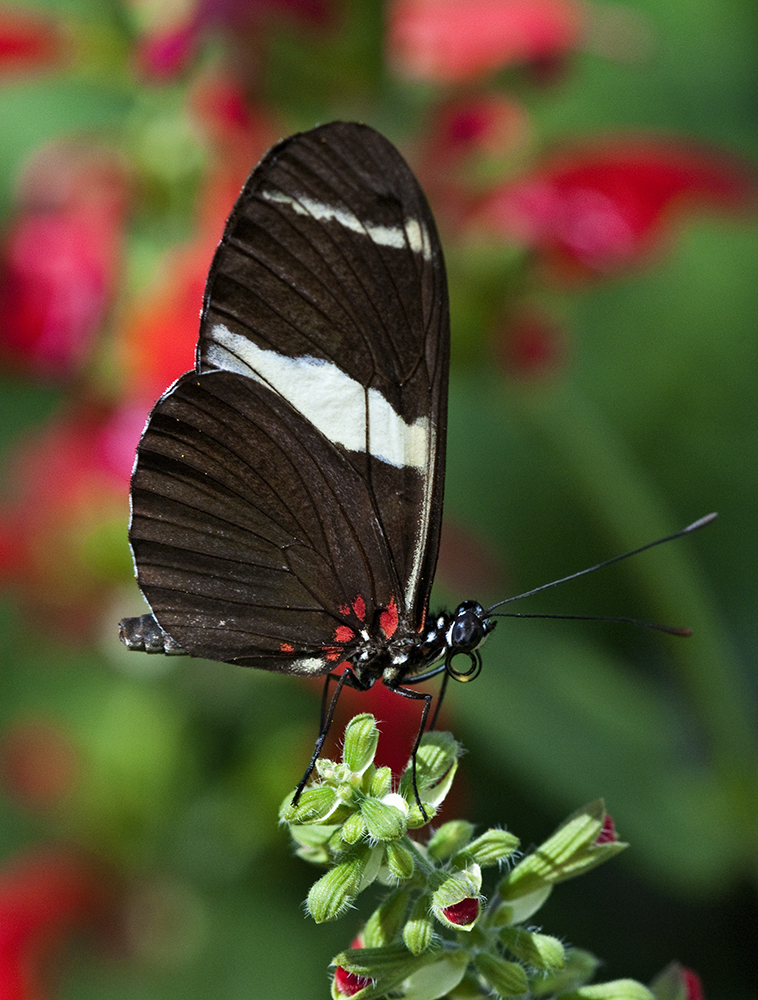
[594,813,617,845]
[441,896,480,926]
[0,402,143,638]
[0,847,113,1000]
[0,142,129,380]
[0,7,67,76]
[473,136,755,278]
[333,965,372,997]
[680,968,705,1000]
[388,0,584,83]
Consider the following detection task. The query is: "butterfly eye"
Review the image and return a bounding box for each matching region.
[447,602,488,653]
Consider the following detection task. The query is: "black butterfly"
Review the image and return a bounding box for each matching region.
[119,121,708,803]
[119,122,493,802]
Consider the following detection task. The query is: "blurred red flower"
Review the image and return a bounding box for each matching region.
[0,403,143,639]
[430,95,529,162]
[0,847,113,1000]
[0,143,129,380]
[0,719,80,813]
[493,307,566,378]
[388,0,584,82]
[472,136,755,278]
[418,94,531,227]
[0,7,67,76]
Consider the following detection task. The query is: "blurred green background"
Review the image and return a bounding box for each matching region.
[0,0,756,997]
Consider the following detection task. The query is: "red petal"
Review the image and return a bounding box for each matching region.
[334,965,372,997]
[594,813,617,844]
[442,896,480,925]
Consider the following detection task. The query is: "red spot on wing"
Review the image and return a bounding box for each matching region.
[334,625,355,644]
[280,642,294,653]
[352,595,366,620]
[338,604,350,616]
[379,598,399,639]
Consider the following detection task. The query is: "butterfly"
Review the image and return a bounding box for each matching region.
[119,121,494,803]
[119,121,709,804]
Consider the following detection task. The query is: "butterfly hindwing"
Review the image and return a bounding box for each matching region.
[128,122,450,668]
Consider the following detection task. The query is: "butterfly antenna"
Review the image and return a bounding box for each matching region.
[487,610,692,636]
[486,513,716,624]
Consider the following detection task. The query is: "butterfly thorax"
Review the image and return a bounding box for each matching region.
[345,600,494,691]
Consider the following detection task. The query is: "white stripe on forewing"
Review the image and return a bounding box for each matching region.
[261,190,431,260]
[206,324,429,471]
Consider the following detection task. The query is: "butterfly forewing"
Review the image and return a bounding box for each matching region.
[128,122,450,669]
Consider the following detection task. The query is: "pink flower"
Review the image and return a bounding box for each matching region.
[388,0,584,83]
[473,136,755,278]
[0,143,129,380]
[0,848,112,1000]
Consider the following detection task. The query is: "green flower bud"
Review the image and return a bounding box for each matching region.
[341,810,368,845]
[385,839,415,881]
[650,962,703,1000]
[400,732,461,822]
[307,847,373,922]
[505,801,626,895]
[364,889,410,947]
[403,893,435,955]
[415,731,460,786]
[280,784,339,823]
[342,714,380,775]
[463,828,520,868]
[474,952,528,997]
[427,821,475,861]
[332,943,434,1000]
[361,794,408,842]
[500,926,565,972]
[369,766,393,798]
[560,979,655,1000]
[531,948,599,996]
[432,863,482,911]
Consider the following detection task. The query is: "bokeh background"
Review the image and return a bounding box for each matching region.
[0,0,756,997]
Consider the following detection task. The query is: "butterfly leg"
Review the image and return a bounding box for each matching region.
[429,668,450,730]
[390,684,435,820]
[292,668,355,806]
